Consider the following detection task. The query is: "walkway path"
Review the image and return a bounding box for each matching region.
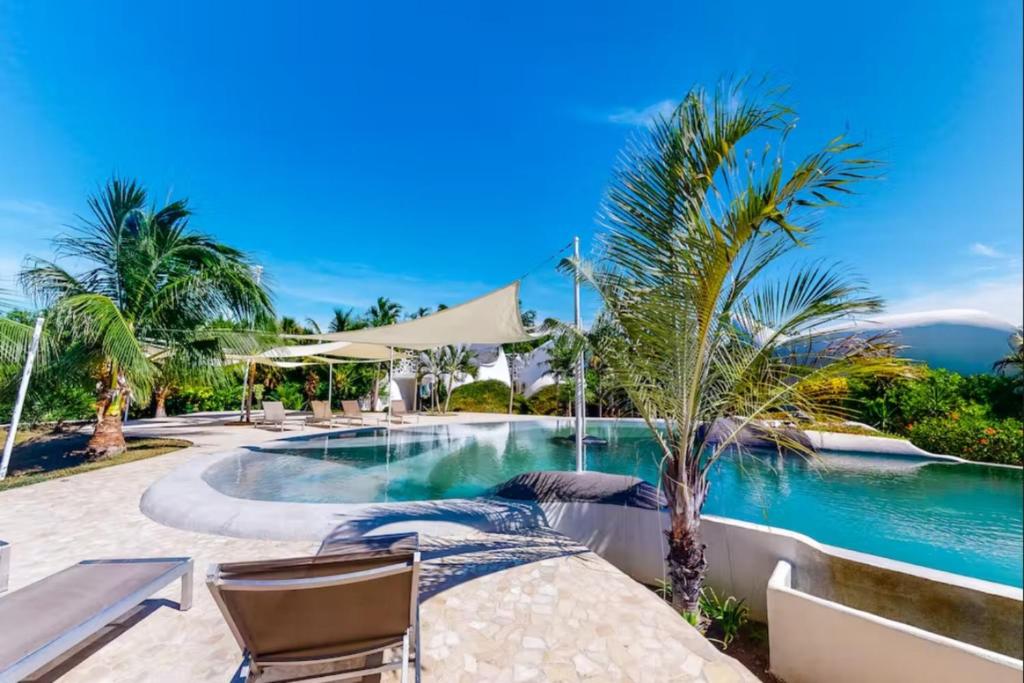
[0,412,756,682]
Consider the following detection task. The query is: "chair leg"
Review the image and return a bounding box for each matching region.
[179,566,193,611]
[400,632,410,683]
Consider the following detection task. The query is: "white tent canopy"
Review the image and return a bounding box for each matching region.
[288,282,535,349]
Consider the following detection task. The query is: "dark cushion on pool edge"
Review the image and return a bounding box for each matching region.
[491,471,666,510]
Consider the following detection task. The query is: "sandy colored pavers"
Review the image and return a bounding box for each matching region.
[0,412,756,682]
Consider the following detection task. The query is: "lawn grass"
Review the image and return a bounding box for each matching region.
[804,422,902,439]
[0,433,191,492]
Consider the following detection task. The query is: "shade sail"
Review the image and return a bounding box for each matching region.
[225,355,320,369]
[290,282,535,349]
[262,340,399,361]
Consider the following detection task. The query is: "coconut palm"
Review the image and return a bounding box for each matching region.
[20,177,272,456]
[575,81,909,615]
[328,307,366,333]
[440,344,478,413]
[366,297,402,409]
[542,327,581,416]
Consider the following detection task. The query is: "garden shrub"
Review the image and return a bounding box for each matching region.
[165,384,246,414]
[908,414,1023,465]
[266,381,304,410]
[527,383,574,416]
[448,379,527,413]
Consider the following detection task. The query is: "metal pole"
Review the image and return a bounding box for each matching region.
[327,362,333,409]
[1,316,44,480]
[239,361,250,422]
[387,347,394,432]
[573,236,585,472]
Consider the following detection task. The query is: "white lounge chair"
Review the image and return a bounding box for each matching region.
[305,400,334,428]
[0,557,193,681]
[207,533,420,683]
[259,401,287,431]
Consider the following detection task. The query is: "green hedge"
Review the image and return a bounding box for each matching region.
[908,415,1022,465]
[448,379,529,413]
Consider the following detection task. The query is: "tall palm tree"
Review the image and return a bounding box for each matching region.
[502,306,540,414]
[440,344,478,413]
[366,297,402,409]
[542,328,581,416]
[576,81,909,615]
[20,177,273,456]
[328,307,366,333]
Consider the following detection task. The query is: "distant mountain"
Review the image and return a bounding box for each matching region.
[818,309,1018,375]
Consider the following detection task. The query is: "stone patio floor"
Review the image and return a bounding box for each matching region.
[0,412,757,682]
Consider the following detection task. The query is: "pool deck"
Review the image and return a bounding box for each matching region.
[0,412,758,682]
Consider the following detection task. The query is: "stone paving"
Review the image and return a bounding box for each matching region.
[0,412,757,682]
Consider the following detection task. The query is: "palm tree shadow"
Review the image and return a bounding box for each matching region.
[321,498,593,600]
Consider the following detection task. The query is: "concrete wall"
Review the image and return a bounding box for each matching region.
[538,502,1024,660]
[767,561,1023,683]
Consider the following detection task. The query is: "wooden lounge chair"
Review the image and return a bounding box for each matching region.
[340,400,366,426]
[259,401,287,431]
[305,400,334,428]
[0,557,193,682]
[384,400,419,425]
[207,533,420,683]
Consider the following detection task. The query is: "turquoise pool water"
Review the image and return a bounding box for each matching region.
[204,420,1024,587]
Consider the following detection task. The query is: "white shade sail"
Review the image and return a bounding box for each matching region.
[289,282,535,349]
[262,340,399,361]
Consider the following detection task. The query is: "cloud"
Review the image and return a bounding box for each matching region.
[606,99,676,127]
[969,242,1006,259]
[887,272,1024,325]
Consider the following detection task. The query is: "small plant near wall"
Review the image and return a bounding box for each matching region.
[653,581,750,650]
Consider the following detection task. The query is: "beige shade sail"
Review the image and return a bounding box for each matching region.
[224,355,320,369]
[262,340,400,361]
[288,282,536,349]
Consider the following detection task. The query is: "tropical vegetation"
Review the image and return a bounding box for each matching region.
[572,80,913,616]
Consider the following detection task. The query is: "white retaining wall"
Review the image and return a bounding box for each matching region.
[767,561,1023,683]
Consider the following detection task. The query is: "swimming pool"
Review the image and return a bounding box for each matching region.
[203,420,1024,587]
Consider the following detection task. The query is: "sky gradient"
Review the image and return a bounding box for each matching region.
[1,1,1021,324]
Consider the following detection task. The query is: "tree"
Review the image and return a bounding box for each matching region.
[440,345,478,413]
[577,81,909,615]
[20,177,272,456]
[502,306,540,414]
[542,328,580,416]
[366,297,402,409]
[994,328,1023,388]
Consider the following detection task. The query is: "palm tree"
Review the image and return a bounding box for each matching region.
[502,306,540,414]
[20,177,272,456]
[365,297,402,410]
[542,328,580,416]
[993,328,1023,386]
[328,307,366,333]
[576,81,909,615]
[440,344,478,413]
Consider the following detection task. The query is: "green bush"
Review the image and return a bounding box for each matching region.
[165,384,246,414]
[908,415,1023,465]
[527,383,574,416]
[266,381,304,410]
[447,379,529,413]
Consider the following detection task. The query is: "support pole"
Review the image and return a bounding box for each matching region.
[573,236,585,472]
[387,346,394,432]
[327,362,333,409]
[1,316,44,480]
[239,360,251,422]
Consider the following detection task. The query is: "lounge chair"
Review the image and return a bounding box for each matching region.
[340,400,366,427]
[259,401,287,431]
[207,532,420,683]
[0,557,193,682]
[384,400,419,425]
[305,400,334,428]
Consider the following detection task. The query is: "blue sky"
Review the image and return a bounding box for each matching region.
[1,0,1021,325]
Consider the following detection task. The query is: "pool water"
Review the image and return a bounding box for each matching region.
[203,420,1024,587]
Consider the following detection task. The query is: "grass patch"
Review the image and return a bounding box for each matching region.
[448,379,528,413]
[804,422,902,439]
[0,435,191,492]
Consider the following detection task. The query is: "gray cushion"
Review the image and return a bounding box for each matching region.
[491,471,666,510]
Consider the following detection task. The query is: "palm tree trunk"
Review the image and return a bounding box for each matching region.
[666,513,707,615]
[553,378,560,415]
[154,386,170,418]
[443,375,454,413]
[371,363,381,411]
[88,368,127,458]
